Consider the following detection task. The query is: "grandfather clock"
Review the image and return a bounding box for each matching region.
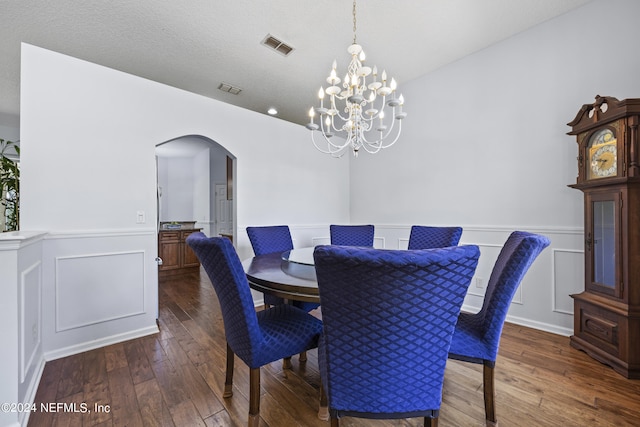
[567,95,640,378]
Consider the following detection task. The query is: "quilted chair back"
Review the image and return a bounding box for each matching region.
[186,232,263,366]
[246,225,294,256]
[408,225,463,250]
[329,224,375,247]
[314,244,480,420]
[246,225,319,310]
[455,231,550,362]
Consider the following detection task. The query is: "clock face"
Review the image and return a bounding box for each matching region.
[590,144,617,178]
[587,128,617,180]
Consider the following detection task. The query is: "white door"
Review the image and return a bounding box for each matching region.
[215,183,233,237]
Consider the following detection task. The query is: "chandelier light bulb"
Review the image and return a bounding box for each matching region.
[307,0,406,157]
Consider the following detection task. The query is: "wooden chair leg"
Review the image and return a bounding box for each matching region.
[223,342,234,398]
[424,416,438,427]
[282,356,292,369]
[483,360,497,426]
[248,368,260,427]
[318,383,329,420]
[330,417,339,427]
[299,351,307,362]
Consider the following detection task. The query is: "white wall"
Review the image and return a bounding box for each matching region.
[18,42,350,362]
[0,124,19,143]
[349,0,640,334]
[164,156,196,221]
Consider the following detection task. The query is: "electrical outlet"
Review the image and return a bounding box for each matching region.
[475,277,484,289]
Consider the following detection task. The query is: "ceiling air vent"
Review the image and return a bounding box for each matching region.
[218,82,242,95]
[261,34,294,57]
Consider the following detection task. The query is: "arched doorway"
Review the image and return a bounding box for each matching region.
[155,135,235,240]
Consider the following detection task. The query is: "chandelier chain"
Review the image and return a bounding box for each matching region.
[352,0,357,45]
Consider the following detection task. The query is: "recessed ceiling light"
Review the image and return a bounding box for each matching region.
[267,107,278,115]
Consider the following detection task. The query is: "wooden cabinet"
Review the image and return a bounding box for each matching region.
[567,96,640,378]
[159,229,201,277]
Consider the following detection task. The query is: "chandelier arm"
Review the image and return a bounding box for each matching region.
[358,113,401,150]
[358,109,395,145]
[378,120,403,149]
[333,110,351,124]
[311,130,349,157]
[357,135,383,154]
[359,95,386,122]
[319,119,353,151]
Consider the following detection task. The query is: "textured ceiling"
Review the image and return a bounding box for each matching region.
[1,0,593,128]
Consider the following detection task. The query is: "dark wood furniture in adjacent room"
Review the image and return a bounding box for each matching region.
[567,95,640,378]
[158,223,202,277]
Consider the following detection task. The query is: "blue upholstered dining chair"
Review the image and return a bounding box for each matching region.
[246,225,319,312]
[329,224,375,247]
[186,233,323,427]
[314,244,480,426]
[448,231,550,426]
[408,225,463,249]
[246,225,293,307]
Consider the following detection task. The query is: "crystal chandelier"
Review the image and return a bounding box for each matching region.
[306,0,406,157]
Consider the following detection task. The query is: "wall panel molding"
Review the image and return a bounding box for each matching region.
[552,248,584,315]
[20,260,42,384]
[55,250,146,332]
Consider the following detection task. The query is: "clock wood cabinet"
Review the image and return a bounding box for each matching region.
[158,229,201,277]
[568,95,640,378]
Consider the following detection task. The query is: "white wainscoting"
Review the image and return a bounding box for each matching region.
[42,230,159,361]
[0,232,47,427]
[237,224,583,337]
[20,260,42,384]
[55,251,145,332]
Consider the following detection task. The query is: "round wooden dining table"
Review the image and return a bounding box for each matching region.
[242,247,320,304]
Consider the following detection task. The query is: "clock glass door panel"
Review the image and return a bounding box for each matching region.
[592,200,615,288]
[585,191,621,298]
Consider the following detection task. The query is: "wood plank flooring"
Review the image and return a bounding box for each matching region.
[28,269,640,426]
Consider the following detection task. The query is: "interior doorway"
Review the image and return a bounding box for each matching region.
[155,135,235,240]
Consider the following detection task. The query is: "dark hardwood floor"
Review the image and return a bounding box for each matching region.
[28,269,640,426]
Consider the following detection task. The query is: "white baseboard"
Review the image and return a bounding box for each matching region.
[44,324,159,361]
[505,313,573,337]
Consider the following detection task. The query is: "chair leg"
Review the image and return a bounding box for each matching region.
[483,361,497,426]
[299,351,307,362]
[318,383,329,420]
[424,416,438,427]
[282,356,292,369]
[248,368,260,427]
[223,342,234,398]
[330,417,339,427]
